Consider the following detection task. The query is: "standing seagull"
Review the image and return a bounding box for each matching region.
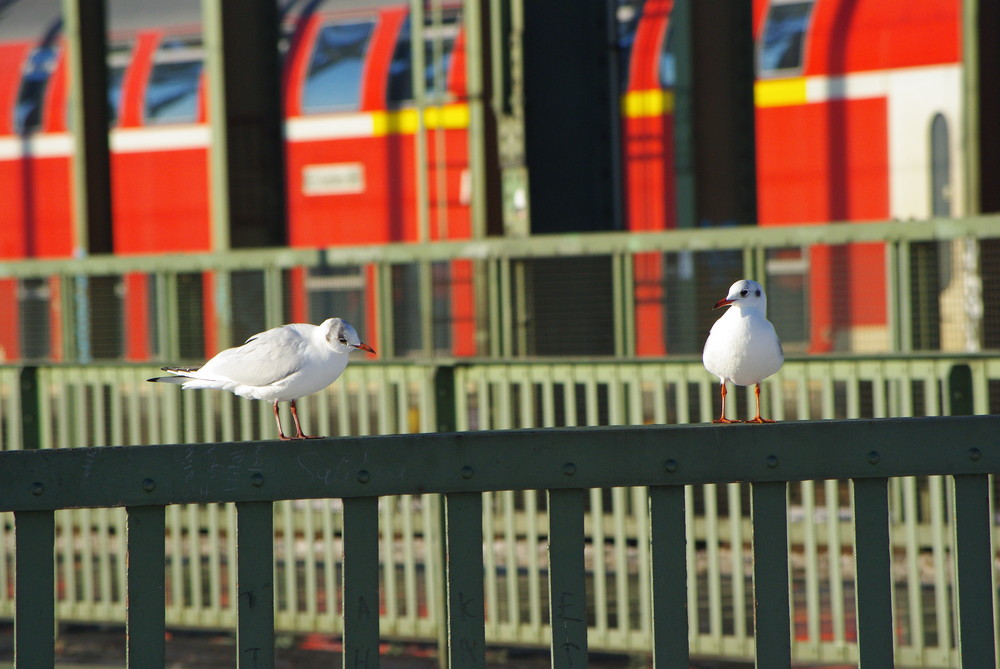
[702,279,783,423]
[149,318,375,440]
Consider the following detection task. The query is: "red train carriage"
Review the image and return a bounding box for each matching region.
[0,0,966,360]
[625,0,962,354]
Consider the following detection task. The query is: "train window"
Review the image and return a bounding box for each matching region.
[758,0,814,76]
[65,42,133,128]
[144,36,204,124]
[302,20,375,113]
[15,44,60,133]
[616,0,643,90]
[386,8,461,106]
[106,42,133,125]
[659,19,675,88]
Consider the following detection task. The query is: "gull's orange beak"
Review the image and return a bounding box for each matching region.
[713,298,734,310]
[355,342,376,355]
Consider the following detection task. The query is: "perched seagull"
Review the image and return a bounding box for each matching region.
[148,318,375,440]
[702,279,783,423]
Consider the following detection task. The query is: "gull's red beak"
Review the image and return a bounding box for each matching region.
[713,298,734,310]
[355,342,376,355]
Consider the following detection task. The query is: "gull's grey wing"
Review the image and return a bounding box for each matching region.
[198,326,309,387]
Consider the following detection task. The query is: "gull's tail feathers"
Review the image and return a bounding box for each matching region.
[147,366,201,384]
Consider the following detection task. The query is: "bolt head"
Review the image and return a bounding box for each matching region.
[141,478,156,493]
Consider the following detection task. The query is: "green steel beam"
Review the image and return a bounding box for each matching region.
[2,416,1000,511]
[202,0,287,250]
[62,0,113,256]
[3,215,1000,281]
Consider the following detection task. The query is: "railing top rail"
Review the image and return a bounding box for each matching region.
[2,215,999,278]
[2,415,997,512]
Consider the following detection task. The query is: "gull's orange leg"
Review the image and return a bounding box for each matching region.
[289,399,322,439]
[713,383,741,424]
[273,401,291,440]
[745,383,776,423]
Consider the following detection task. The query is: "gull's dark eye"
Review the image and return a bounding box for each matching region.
[740,289,748,297]
[338,337,348,344]
[755,289,761,297]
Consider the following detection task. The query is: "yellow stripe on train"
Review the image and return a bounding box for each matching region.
[372,104,470,136]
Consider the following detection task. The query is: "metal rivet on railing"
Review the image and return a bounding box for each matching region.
[766,455,778,469]
[664,459,678,473]
[969,447,982,462]
[357,469,370,484]
[461,466,474,479]
[562,463,576,476]
[250,472,264,487]
[868,451,880,465]
[141,478,156,493]
[29,482,44,496]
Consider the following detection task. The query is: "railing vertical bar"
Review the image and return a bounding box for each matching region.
[525,489,543,636]
[482,491,499,637]
[342,496,381,667]
[612,486,630,640]
[685,486,699,643]
[397,496,417,632]
[751,481,791,668]
[126,505,166,667]
[633,485,652,641]
[649,485,688,669]
[547,488,588,668]
[235,500,275,669]
[15,509,55,668]
[728,482,747,649]
[590,487,608,640]
[824,479,846,646]
[952,474,996,666]
[852,477,894,668]
[445,491,486,667]
[502,490,520,631]
[801,480,820,651]
[902,476,924,652]
[382,496,399,625]
[928,475,951,658]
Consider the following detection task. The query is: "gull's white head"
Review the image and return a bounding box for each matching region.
[321,318,376,356]
[713,279,767,314]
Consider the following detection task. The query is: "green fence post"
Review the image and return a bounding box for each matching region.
[949,363,974,415]
[19,366,41,450]
[434,364,457,667]
[434,364,457,433]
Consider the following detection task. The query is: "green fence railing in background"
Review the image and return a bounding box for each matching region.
[3,216,1000,362]
[2,355,1000,665]
[2,418,999,667]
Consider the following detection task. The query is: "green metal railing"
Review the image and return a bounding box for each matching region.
[2,417,998,667]
[2,355,1000,665]
[3,215,1000,361]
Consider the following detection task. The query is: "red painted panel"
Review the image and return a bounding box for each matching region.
[112,149,211,253]
[0,279,19,360]
[804,0,960,74]
[756,98,889,225]
[123,273,150,361]
[623,114,676,231]
[0,43,30,133]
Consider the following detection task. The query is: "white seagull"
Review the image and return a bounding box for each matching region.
[148,318,375,440]
[702,279,783,423]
